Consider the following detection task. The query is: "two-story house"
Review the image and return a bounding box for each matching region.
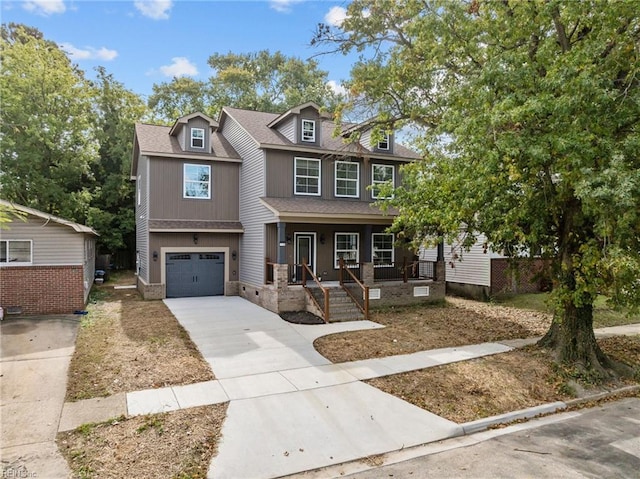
[132,103,444,320]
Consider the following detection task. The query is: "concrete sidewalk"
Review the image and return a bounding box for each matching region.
[56,297,640,479]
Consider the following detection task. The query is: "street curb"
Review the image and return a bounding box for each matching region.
[461,401,567,435]
[460,384,640,435]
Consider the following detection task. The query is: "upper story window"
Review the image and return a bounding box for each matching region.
[191,128,205,149]
[372,233,394,265]
[184,164,211,199]
[377,133,390,150]
[335,232,359,268]
[301,120,316,142]
[294,157,321,196]
[0,240,32,265]
[371,164,395,199]
[335,161,359,198]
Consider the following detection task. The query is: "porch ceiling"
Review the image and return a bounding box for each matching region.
[260,197,397,225]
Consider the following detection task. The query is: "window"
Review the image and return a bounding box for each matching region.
[301,120,316,142]
[183,164,211,199]
[372,233,394,265]
[335,233,359,268]
[371,164,395,199]
[377,133,390,150]
[191,128,205,149]
[294,157,321,195]
[0,240,32,264]
[335,161,359,198]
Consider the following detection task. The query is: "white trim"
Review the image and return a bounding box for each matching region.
[294,232,317,274]
[334,232,359,269]
[377,133,390,150]
[183,163,212,200]
[301,119,316,142]
[190,127,205,149]
[371,164,395,199]
[0,239,33,266]
[334,160,360,198]
[294,157,322,196]
[137,174,141,206]
[372,232,395,265]
[160,246,230,295]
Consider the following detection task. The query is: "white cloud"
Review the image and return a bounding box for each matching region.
[61,43,118,61]
[324,6,347,27]
[134,0,172,20]
[22,0,66,16]
[269,0,302,13]
[159,57,199,77]
[327,80,347,96]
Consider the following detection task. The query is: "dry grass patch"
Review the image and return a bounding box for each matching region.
[367,336,640,423]
[57,404,227,479]
[315,297,551,363]
[66,272,213,401]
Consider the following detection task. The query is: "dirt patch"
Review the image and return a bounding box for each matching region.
[66,272,214,401]
[367,336,640,424]
[280,311,324,325]
[314,297,551,363]
[57,404,227,479]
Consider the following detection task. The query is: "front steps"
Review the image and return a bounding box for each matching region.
[306,285,364,322]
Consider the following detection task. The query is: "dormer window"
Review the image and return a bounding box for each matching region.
[191,128,205,149]
[301,120,316,142]
[377,133,390,150]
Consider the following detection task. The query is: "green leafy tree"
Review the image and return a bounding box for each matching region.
[148,77,212,124]
[89,67,148,256]
[148,50,343,121]
[0,23,97,222]
[316,0,640,377]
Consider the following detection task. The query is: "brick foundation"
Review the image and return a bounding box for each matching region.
[0,265,85,315]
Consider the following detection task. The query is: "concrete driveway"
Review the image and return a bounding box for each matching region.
[1,316,78,479]
[164,296,463,479]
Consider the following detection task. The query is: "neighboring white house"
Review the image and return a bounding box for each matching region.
[420,234,549,300]
[0,200,98,315]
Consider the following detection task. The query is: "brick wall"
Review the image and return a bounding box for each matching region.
[490,258,551,295]
[0,265,85,315]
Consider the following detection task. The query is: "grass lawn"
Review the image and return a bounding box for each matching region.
[493,292,640,328]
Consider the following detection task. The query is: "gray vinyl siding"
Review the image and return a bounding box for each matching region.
[136,155,150,281]
[185,117,210,153]
[267,151,401,202]
[420,234,493,286]
[222,115,272,286]
[148,157,240,221]
[1,217,85,264]
[279,116,296,142]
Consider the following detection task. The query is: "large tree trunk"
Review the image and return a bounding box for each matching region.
[538,198,632,379]
[538,298,623,379]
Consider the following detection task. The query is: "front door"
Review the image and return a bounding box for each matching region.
[295,233,316,275]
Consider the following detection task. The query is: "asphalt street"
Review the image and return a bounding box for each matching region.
[336,397,640,479]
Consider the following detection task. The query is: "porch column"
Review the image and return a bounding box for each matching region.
[363,225,373,262]
[277,222,287,264]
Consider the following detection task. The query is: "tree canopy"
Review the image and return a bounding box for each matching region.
[316,0,640,376]
[148,50,344,122]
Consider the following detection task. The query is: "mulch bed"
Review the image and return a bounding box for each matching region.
[279,311,325,325]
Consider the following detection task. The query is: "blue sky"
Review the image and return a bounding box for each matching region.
[2,0,355,101]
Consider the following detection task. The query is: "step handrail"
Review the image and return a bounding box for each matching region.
[301,260,330,323]
[338,258,369,320]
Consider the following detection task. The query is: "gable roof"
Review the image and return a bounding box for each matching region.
[221,106,420,160]
[266,101,331,128]
[0,199,98,235]
[169,112,219,136]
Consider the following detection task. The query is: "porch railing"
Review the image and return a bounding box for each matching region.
[301,261,330,323]
[265,258,275,284]
[339,258,369,320]
[374,259,436,282]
